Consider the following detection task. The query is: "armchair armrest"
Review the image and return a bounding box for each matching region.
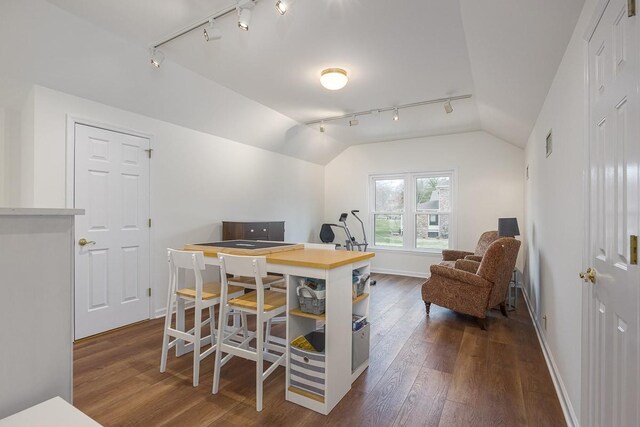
[464,255,483,262]
[441,249,474,261]
[455,259,481,274]
[429,265,492,288]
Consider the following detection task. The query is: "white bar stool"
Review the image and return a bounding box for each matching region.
[160,249,244,387]
[212,254,287,411]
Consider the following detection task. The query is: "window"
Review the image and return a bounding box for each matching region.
[370,171,453,252]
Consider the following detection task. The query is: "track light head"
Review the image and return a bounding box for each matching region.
[349,115,359,127]
[237,0,255,31]
[444,100,453,114]
[149,48,164,68]
[275,0,288,15]
[393,108,399,121]
[204,18,222,41]
[319,121,325,133]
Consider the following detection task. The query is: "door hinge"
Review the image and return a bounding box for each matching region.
[145,148,153,158]
[148,218,152,228]
[148,288,152,297]
[630,0,636,17]
[631,235,638,265]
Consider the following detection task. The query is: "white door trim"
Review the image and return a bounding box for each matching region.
[65,115,154,334]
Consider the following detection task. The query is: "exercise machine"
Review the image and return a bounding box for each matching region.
[319,210,377,285]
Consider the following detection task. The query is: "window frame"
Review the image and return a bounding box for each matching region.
[369,170,456,253]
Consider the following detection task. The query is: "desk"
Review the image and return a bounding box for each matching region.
[0,397,101,426]
[184,241,375,415]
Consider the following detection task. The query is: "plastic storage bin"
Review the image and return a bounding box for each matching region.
[352,323,370,372]
[290,331,326,398]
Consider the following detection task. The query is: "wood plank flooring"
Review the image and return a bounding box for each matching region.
[73,273,566,426]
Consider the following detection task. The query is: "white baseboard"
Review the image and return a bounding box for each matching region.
[521,288,580,427]
[371,268,428,278]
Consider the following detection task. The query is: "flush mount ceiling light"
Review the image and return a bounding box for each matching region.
[203,18,222,41]
[275,0,288,15]
[444,99,453,114]
[149,48,165,68]
[320,68,348,91]
[237,0,255,31]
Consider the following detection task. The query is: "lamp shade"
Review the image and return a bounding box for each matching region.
[498,217,520,237]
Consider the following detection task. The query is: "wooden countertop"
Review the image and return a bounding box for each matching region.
[183,243,374,269]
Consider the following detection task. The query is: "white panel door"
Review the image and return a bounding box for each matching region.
[74,124,150,340]
[586,1,640,425]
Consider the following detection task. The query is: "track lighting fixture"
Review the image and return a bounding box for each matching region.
[149,48,165,68]
[237,0,255,31]
[444,99,453,114]
[203,18,222,41]
[275,0,288,15]
[319,121,325,133]
[304,94,473,127]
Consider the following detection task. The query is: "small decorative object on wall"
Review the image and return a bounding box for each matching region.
[546,130,553,157]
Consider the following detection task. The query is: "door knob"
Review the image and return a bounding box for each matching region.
[78,238,96,247]
[579,267,596,283]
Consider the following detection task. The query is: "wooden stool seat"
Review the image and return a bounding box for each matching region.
[229,275,284,286]
[270,281,287,291]
[228,290,286,312]
[176,282,244,300]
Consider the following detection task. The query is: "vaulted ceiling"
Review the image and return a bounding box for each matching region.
[4,0,585,163]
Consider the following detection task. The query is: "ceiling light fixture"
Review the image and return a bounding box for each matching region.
[237,0,255,31]
[320,68,348,91]
[203,18,222,41]
[149,48,165,68]
[275,0,288,15]
[319,121,325,133]
[444,99,453,114]
[349,115,359,127]
[304,94,473,127]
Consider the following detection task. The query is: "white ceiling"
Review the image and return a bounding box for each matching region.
[46,0,585,149]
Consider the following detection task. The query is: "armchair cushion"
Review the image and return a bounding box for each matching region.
[464,255,483,262]
[455,259,481,274]
[441,249,473,261]
[429,265,492,288]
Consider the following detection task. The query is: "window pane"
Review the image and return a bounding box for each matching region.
[374,214,403,247]
[416,213,449,250]
[416,176,450,211]
[375,179,404,212]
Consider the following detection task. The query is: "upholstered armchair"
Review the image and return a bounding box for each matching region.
[422,237,521,329]
[440,230,499,267]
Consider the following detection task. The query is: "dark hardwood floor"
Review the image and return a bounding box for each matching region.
[73,274,566,426]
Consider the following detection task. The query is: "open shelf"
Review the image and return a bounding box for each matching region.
[289,308,326,321]
[288,386,325,403]
[352,292,369,305]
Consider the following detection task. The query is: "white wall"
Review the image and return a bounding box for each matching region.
[0,109,5,205]
[523,0,597,424]
[29,86,325,316]
[324,131,524,277]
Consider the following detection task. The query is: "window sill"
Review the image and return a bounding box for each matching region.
[369,246,444,256]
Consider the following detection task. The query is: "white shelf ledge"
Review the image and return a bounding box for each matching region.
[0,208,85,216]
